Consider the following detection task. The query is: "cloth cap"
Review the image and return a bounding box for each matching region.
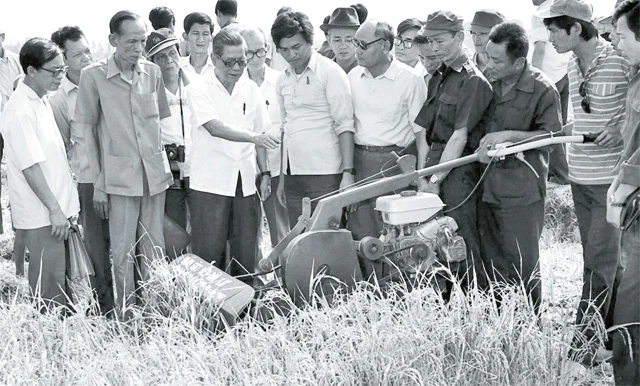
[145,28,179,58]
[320,7,360,33]
[471,10,506,31]
[422,11,464,37]
[535,0,593,23]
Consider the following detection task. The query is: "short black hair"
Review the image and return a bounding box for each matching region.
[19,37,62,73]
[350,3,368,23]
[149,6,175,30]
[271,11,314,49]
[489,22,529,62]
[51,26,85,51]
[397,18,424,36]
[110,10,142,35]
[614,0,640,41]
[543,15,598,41]
[212,29,245,57]
[215,0,238,17]
[184,12,214,34]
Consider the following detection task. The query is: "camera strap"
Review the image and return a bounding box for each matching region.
[178,71,185,141]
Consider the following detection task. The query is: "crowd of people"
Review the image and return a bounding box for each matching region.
[0,0,638,383]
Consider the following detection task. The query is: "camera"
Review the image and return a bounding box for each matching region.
[165,143,186,163]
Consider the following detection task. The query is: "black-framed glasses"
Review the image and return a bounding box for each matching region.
[219,57,248,68]
[394,36,414,49]
[352,37,385,51]
[579,81,591,114]
[246,48,267,59]
[39,65,68,77]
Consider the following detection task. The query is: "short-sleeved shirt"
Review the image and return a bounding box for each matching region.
[414,52,493,156]
[0,82,79,229]
[276,51,355,175]
[483,65,563,207]
[49,76,92,184]
[160,71,192,178]
[567,38,629,185]
[0,49,22,111]
[618,70,640,188]
[188,71,270,197]
[349,59,427,147]
[180,55,215,78]
[74,56,172,197]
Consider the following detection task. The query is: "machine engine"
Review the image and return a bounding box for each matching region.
[375,191,467,275]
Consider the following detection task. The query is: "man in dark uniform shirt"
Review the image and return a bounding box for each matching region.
[478,23,563,315]
[414,10,493,291]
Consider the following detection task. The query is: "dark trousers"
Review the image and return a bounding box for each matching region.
[612,219,640,385]
[164,177,191,231]
[478,200,545,314]
[549,75,570,185]
[78,183,113,314]
[263,175,290,247]
[284,173,341,226]
[190,175,260,279]
[570,183,622,355]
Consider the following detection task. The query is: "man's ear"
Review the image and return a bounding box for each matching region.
[182,32,188,41]
[514,56,526,71]
[108,33,118,48]
[571,22,583,37]
[26,65,37,77]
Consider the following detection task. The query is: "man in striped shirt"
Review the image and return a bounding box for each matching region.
[540,0,630,365]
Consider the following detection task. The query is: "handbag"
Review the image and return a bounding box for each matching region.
[67,224,95,282]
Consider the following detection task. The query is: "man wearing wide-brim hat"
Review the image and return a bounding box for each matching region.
[320,7,360,73]
[413,10,493,297]
[469,9,505,77]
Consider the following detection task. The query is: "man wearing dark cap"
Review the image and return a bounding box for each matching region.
[75,11,172,319]
[321,7,360,73]
[414,10,493,294]
[470,9,506,78]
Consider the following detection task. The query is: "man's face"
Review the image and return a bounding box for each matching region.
[31,54,66,93]
[152,45,180,80]
[428,31,462,64]
[277,33,313,70]
[470,27,491,54]
[417,43,441,74]
[63,38,93,73]
[395,28,420,65]
[328,27,357,63]
[485,40,518,82]
[243,32,267,72]
[546,22,578,54]
[110,18,147,67]
[616,15,640,66]
[184,23,212,56]
[354,23,386,69]
[213,44,247,83]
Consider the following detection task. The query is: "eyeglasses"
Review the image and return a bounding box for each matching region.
[246,48,267,59]
[394,36,414,49]
[39,65,68,77]
[218,57,248,68]
[352,37,385,51]
[579,81,591,114]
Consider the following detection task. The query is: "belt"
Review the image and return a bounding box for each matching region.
[355,144,403,152]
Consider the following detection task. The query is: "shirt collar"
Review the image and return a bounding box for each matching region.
[207,69,248,94]
[571,37,612,72]
[106,55,148,79]
[16,80,44,101]
[285,51,319,76]
[514,62,535,93]
[61,76,78,95]
[185,54,214,70]
[446,51,469,73]
[361,57,402,80]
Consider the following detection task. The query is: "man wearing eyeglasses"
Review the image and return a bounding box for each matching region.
[188,29,278,279]
[74,11,172,320]
[271,10,355,226]
[414,11,493,295]
[540,0,631,365]
[0,38,79,311]
[395,18,426,77]
[347,20,428,274]
[321,7,360,74]
[49,26,115,315]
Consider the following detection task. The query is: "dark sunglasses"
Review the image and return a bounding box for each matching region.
[352,37,385,51]
[579,81,591,114]
[219,57,248,68]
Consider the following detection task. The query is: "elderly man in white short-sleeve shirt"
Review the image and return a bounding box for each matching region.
[0,38,79,311]
[188,29,278,279]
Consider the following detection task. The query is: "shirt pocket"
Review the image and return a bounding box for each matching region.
[105,155,136,190]
[436,92,457,129]
[503,105,533,132]
[296,83,325,107]
[136,92,160,120]
[592,83,617,97]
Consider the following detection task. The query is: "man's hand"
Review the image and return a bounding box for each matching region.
[607,181,638,227]
[417,177,430,192]
[259,176,271,202]
[49,209,70,242]
[595,127,623,148]
[276,176,287,207]
[93,187,109,220]
[424,181,440,195]
[252,133,280,149]
[339,172,357,212]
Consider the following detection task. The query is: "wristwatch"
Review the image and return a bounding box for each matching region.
[260,171,271,179]
[343,168,356,175]
[430,174,439,184]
